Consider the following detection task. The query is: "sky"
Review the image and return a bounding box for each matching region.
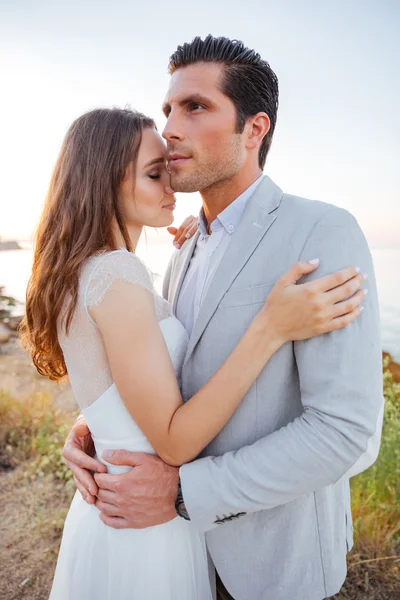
[1,0,399,247]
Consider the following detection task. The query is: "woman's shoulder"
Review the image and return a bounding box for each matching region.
[83,249,155,308]
[89,248,149,272]
[83,249,151,278]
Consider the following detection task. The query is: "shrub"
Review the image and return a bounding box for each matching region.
[350,357,400,554]
[0,390,77,496]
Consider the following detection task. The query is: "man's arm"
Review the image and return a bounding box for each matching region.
[179,207,383,531]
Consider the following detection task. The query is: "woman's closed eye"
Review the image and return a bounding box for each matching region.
[148,173,161,180]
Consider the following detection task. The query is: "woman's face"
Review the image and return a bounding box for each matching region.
[119,127,176,229]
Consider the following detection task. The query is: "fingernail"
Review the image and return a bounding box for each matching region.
[185,233,191,239]
[355,266,361,273]
[363,273,368,280]
[174,243,180,250]
[308,258,320,265]
[102,450,113,458]
[363,289,369,296]
[359,305,365,312]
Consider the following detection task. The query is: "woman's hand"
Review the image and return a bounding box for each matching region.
[63,417,107,503]
[167,215,198,249]
[257,259,367,346]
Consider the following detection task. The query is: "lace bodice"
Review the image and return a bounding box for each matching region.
[58,250,175,409]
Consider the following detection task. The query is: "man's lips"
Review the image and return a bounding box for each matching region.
[168,153,191,167]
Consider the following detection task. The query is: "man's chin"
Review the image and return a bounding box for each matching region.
[170,174,201,194]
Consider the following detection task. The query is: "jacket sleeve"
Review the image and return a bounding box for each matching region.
[179,207,384,532]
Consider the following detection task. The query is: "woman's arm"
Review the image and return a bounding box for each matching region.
[91,260,366,467]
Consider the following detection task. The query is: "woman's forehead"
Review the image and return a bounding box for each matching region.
[138,129,167,165]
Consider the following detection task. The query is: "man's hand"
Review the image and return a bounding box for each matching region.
[63,418,107,503]
[94,450,179,529]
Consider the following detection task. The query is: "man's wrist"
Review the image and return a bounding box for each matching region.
[175,477,191,520]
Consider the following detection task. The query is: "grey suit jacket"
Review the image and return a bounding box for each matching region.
[163,176,383,600]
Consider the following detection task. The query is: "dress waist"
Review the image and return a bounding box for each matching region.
[93,437,156,475]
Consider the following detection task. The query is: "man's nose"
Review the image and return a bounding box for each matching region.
[162,113,184,142]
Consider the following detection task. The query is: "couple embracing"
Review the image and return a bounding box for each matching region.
[22,35,383,600]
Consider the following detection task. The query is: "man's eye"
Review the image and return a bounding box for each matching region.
[189,103,203,112]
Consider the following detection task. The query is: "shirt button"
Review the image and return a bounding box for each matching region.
[228,225,234,233]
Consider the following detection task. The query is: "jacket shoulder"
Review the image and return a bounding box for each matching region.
[279,194,360,231]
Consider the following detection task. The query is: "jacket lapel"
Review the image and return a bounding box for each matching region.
[184,176,283,365]
[170,231,200,313]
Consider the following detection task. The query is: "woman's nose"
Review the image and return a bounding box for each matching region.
[165,184,175,195]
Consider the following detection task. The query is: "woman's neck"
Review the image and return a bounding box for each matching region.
[112,223,143,253]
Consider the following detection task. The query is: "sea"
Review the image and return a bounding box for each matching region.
[1,244,399,361]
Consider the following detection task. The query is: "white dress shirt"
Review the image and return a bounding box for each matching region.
[176,175,264,337]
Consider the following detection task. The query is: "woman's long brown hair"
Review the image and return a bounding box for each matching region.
[20,108,155,381]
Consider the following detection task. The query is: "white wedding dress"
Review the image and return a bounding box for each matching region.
[50,250,213,600]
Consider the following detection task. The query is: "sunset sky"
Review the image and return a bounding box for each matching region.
[1,0,399,247]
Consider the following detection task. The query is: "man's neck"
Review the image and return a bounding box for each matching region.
[200,168,263,230]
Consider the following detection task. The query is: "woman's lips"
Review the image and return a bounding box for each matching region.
[163,202,176,211]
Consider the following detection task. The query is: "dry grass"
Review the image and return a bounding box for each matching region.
[331,551,400,599]
[0,359,399,599]
[0,468,72,600]
[0,390,76,599]
[330,359,400,600]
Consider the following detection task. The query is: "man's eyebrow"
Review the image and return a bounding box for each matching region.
[162,93,214,115]
[162,101,171,116]
[144,157,165,168]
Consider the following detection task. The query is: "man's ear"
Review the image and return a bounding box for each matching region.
[245,113,270,150]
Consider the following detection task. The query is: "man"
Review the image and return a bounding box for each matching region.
[64,36,383,600]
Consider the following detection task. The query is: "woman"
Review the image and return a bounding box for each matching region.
[21,108,366,600]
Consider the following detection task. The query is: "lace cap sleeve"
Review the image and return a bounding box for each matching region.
[85,250,155,310]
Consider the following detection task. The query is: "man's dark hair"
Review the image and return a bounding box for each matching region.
[168,35,279,169]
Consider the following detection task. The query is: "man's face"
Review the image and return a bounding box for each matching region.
[162,62,245,193]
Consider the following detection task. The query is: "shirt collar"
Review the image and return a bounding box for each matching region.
[197,174,264,238]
